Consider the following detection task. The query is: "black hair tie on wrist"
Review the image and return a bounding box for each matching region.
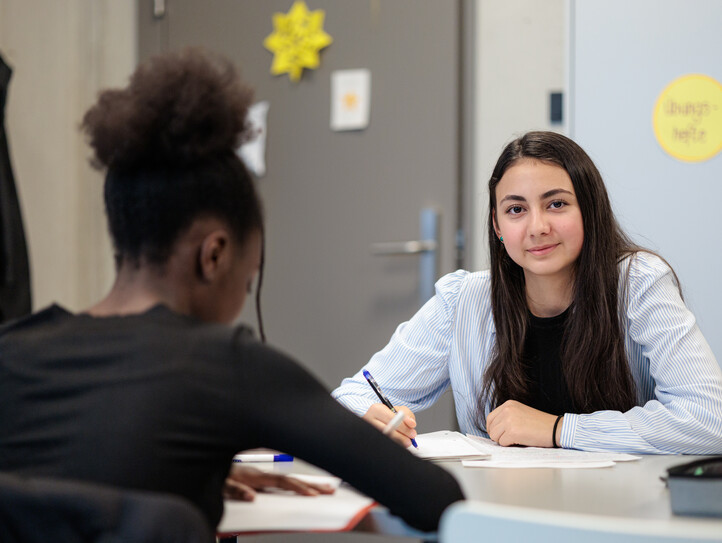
[552,415,563,448]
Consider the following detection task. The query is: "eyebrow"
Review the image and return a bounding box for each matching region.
[499,188,574,205]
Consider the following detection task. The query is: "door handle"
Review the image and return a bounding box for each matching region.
[370,207,440,306]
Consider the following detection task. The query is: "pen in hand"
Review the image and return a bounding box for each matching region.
[382,411,406,436]
[363,369,418,448]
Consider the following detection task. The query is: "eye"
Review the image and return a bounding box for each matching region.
[549,200,567,210]
[506,205,525,215]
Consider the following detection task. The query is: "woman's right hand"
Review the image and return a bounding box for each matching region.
[363,403,417,447]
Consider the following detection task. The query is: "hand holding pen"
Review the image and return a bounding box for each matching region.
[362,370,418,448]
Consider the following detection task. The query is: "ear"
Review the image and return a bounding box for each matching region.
[198,229,232,282]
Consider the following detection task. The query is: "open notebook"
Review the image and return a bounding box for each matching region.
[216,474,375,536]
[409,430,491,461]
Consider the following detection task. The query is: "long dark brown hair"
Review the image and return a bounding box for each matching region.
[480,131,646,424]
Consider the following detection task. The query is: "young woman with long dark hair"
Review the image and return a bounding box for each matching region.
[0,49,463,534]
[334,131,722,454]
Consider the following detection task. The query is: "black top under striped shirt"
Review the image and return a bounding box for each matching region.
[522,308,576,416]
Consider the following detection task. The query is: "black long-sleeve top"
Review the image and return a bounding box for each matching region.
[522,308,576,415]
[0,305,463,532]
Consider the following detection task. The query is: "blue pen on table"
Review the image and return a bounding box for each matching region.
[233,453,293,463]
[363,369,418,448]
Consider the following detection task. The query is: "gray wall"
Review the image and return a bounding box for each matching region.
[0,0,134,312]
[0,0,567,310]
[471,0,566,270]
[569,0,722,364]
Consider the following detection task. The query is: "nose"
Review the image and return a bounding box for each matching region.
[529,209,550,236]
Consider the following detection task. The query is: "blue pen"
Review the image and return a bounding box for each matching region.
[363,369,418,448]
[233,453,293,463]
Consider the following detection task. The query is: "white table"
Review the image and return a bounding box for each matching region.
[358,454,722,538]
[220,455,722,539]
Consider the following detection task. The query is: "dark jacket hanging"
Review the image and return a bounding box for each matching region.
[0,53,31,323]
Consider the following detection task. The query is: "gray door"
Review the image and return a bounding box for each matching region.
[138,0,465,431]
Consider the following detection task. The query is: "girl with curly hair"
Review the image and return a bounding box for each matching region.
[0,49,463,533]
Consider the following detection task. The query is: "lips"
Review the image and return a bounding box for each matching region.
[527,244,558,256]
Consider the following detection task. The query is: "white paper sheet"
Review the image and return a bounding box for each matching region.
[408,431,491,461]
[330,69,371,131]
[460,434,640,468]
[237,100,269,177]
[462,460,616,469]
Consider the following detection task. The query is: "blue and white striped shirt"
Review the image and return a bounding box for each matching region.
[332,252,722,454]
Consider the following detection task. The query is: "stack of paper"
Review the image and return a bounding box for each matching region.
[409,431,491,461]
[408,432,640,469]
[460,434,641,469]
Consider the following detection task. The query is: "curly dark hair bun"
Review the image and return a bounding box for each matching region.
[82,48,254,170]
[83,47,263,274]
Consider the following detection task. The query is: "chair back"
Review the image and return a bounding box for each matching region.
[439,500,722,543]
[0,472,213,543]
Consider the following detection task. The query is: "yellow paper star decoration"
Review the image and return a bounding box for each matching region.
[264,0,333,82]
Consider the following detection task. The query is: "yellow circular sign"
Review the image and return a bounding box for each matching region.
[652,74,722,162]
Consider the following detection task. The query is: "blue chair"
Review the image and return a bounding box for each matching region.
[0,472,213,543]
[439,500,722,543]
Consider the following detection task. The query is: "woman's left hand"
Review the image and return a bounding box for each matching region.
[486,400,561,447]
[223,465,336,501]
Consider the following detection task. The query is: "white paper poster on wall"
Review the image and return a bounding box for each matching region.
[237,100,269,177]
[330,69,371,131]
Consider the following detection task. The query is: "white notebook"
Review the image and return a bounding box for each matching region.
[409,430,491,461]
[216,474,375,535]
